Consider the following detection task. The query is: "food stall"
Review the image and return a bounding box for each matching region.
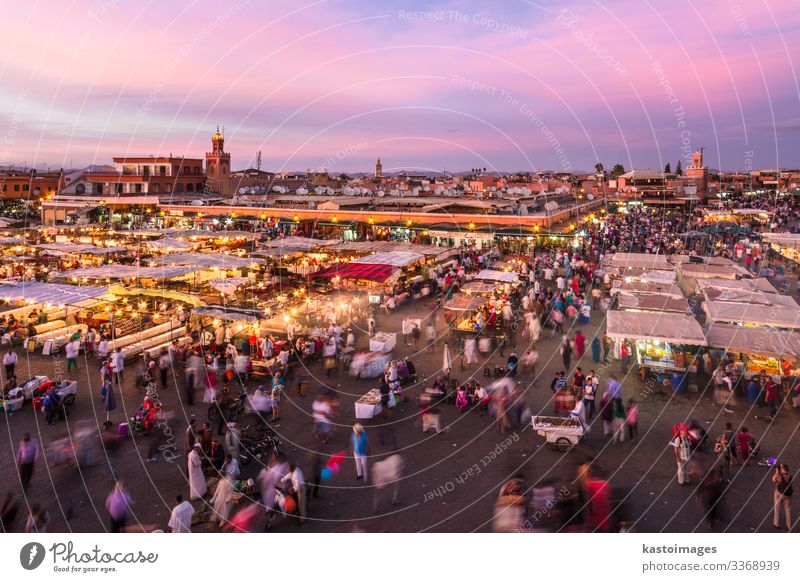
[704,323,800,385]
[605,310,707,389]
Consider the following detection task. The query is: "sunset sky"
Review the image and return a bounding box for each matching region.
[1,0,798,173]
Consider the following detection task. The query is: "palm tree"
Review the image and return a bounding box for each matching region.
[594,162,604,174]
[611,163,625,178]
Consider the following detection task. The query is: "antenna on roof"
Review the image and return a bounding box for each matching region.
[256,150,262,172]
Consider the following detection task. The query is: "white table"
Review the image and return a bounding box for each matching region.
[355,400,382,419]
[369,332,396,353]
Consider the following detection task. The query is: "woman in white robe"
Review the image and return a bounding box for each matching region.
[211,455,240,527]
[188,444,207,500]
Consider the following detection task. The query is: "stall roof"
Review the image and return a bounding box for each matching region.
[703,301,800,329]
[57,265,201,281]
[678,262,751,279]
[616,293,692,314]
[474,269,518,283]
[701,288,800,308]
[0,282,112,307]
[443,295,487,312]
[127,229,260,240]
[610,253,674,271]
[148,252,264,269]
[351,251,424,267]
[606,310,707,346]
[761,232,800,248]
[194,305,260,322]
[261,237,339,252]
[311,263,398,282]
[694,277,778,294]
[327,240,456,259]
[610,280,684,299]
[460,281,498,295]
[704,323,800,360]
[145,237,201,251]
[37,243,127,256]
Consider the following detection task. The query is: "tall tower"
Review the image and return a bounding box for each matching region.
[205,126,231,196]
[686,147,708,196]
[375,158,383,178]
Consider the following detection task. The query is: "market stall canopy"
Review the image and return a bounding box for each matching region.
[109,286,205,307]
[326,241,457,260]
[694,277,778,294]
[0,236,26,245]
[311,263,398,282]
[703,301,800,329]
[610,280,684,299]
[194,305,260,322]
[0,282,113,307]
[460,281,497,295]
[606,310,707,346]
[148,252,265,269]
[616,293,691,314]
[351,251,424,268]
[761,232,800,249]
[127,229,260,241]
[443,295,487,312]
[145,237,201,251]
[56,265,201,281]
[210,277,248,297]
[678,262,751,280]
[261,236,339,253]
[37,243,127,256]
[474,269,518,283]
[703,323,800,360]
[701,288,800,308]
[610,253,674,271]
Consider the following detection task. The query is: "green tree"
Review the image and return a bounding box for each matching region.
[676,160,683,175]
[594,162,604,174]
[611,163,625,178]
[664,162,671,174]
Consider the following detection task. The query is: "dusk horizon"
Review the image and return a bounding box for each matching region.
[2,0,798,173]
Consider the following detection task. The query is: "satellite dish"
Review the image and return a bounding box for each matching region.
[249,187,256,194]
[314,186,324,195]
[297,188,308,195]
[522,188,531,196]
[272,186,281,192]
[191,200,204,206]
[326,187,334,195]
[377,190,385,197]
[587,193,594,200]
[238,187,247,194]
[423,185,431,192]
[343,187,353,195]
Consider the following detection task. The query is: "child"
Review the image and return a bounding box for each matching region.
[626,399,639,441]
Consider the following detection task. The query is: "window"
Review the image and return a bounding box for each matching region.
[176,183,184,193]
[152,183,160,193]
[1,185,6,192]
[23,184,29,191]
[197,183,204,193]
[135,183,142,193]
[76,184,86,194]
[14,184,20,191]
[187,183,194,193]
[116,184,123,194]
[160,165,166,176]
[165,184,172,193]
[96,184,104,194]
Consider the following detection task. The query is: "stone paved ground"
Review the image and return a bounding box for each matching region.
[1,284,798,533]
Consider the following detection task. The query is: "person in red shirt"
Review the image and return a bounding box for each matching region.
[765,378,779,419]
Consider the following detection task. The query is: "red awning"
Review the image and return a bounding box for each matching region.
[312,263,398,282]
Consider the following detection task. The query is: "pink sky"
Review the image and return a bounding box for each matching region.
[1,0,798,172]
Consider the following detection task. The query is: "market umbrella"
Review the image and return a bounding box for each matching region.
[104,382,117,422]
[442,343,452,377]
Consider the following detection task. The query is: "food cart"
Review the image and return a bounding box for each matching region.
[532,416,584,452]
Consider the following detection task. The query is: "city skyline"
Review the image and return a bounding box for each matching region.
[1,0,798,173]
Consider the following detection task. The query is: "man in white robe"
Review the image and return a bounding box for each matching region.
[188,443,207,500]
[168,495,194,533]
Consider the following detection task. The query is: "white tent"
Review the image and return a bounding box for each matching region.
[703,301,800,329]
[610,280,684,299]
[474,269,518,283]
[605,310,707,346]
[149,252,264,269]
[704,323,800,360]
[351,251,424,268]
[57,265,200,281]
[0,282,112,308]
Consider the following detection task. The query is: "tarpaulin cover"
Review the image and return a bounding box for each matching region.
[703,301,800,329]
[311,263,398,282]
[704,323,800,360]
[606,310,707,346]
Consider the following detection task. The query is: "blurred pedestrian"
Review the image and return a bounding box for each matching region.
[772,463,793,531]
[16,433,39,492]
[105,481,133,533]
[351,423,369,481]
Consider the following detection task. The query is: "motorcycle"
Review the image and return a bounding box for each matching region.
[238,428,280,466]
[208,390,246,422]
